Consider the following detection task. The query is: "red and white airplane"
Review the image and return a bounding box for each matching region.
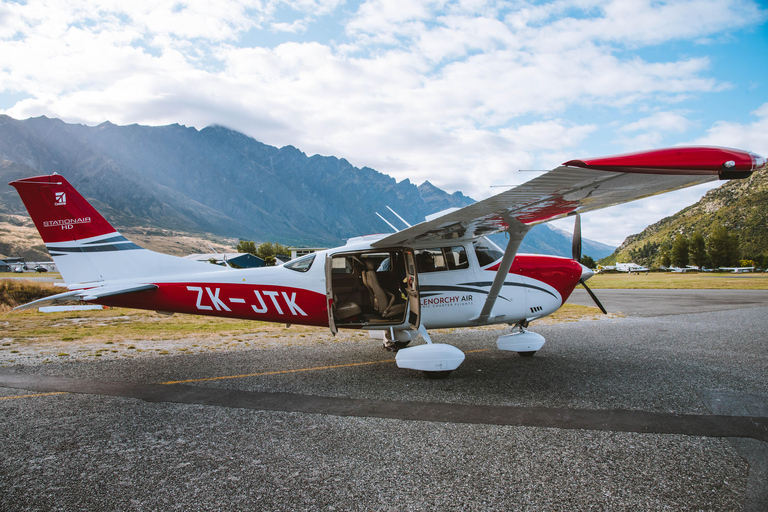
[10,146,766,378]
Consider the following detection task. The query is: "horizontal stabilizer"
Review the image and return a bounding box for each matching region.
[12,284,158,312]
[79,283,158,301]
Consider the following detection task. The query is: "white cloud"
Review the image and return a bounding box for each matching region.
[1,0,766,245]
[694,102,768,155]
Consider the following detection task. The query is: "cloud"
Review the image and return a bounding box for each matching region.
[694,102,768,155]
[1,0,766,242]
[614,111,695,148]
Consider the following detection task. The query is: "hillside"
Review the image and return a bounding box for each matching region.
[601,167,768,267]
[0,115,614,259]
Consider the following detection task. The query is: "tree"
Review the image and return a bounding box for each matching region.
[236,240,257,255]
[670,233,689,268]
[707,224,740,268]
[689,231,706,268]
[659,249,671,268]
[579,255,596,269]
[256,242,291,266]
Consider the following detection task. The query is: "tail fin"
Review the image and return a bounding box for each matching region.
[10,174,218,285]
[10,174,120,244]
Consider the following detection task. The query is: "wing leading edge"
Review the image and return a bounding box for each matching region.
[372,146,766,248]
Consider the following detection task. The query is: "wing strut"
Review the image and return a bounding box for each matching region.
[470,218,531,325]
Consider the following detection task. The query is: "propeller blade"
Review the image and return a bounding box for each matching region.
[580,278,607,315]
[572,214,582,262]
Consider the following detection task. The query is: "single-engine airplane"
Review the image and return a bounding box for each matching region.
[9,146,767,378]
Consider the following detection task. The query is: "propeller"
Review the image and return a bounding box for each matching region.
[572,213,607,315]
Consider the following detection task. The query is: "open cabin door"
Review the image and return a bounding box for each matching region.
[403,248,420,330]
[325,254,337,335]
[326,248,419,331]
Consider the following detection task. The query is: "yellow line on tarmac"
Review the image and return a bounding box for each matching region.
[1,350,494,395]
[160,358,398,385]
[0,392,68,400]
[160,348,492,385]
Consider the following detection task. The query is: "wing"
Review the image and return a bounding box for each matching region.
[372,146,766,249]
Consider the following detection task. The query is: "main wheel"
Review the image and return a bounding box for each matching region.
[423,370,452,379]
[517,351,536,357]
[383,340,412,352]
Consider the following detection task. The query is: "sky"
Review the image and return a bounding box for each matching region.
[1,0,767,246]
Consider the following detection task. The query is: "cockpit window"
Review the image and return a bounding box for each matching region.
[285,253,315,272]
[473,241,504,267]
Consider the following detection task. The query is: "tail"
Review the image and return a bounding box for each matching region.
[10,174,218,285]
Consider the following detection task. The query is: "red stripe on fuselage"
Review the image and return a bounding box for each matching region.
[487,254,583,303]
[95,282,329,327]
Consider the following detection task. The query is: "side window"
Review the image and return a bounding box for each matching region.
[474,241,504,267]
[415,248,445,273]
[285,254,315,272]
[415,247,469,272]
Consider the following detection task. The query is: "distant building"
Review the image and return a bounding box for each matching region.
[289,247,326,260]
[183,253,265,268]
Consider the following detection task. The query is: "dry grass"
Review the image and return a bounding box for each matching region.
[0,279,60,312]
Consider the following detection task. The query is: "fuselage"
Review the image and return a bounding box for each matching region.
[93,236,584,331]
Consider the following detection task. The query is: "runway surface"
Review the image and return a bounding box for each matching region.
[2,289,767,511]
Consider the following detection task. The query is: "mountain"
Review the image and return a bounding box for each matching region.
[0,115,613,257]
[601,167,768,267]
[519,224,614,260]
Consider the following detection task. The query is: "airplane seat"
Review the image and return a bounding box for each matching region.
[362,259,405,318]
[456,250,468,269]
[417,252,435,272]
[334,300,361,320]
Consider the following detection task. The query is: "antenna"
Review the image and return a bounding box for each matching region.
[376,212,399,232]
[386,206,412,228]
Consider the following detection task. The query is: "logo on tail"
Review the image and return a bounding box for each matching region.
[54,192,67,205]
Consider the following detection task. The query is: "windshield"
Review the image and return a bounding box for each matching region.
[284,253,315,272]
[473,240,504,267]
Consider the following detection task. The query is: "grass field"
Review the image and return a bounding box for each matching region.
[587,272,768,289]
[0,272,63,279]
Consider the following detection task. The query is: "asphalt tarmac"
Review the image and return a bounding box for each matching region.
[1,289,767,511]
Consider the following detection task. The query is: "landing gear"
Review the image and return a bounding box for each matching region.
[395,325,465,378]
[384,340,411,352]
[497,323,546,356]
[369,328,417,351]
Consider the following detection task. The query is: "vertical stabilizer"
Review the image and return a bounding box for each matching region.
[9,174,218,285]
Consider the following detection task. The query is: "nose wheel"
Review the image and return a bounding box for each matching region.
[497,323,546,356]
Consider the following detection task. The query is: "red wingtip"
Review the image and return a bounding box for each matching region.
[564,146,763,177]
[10,174,118,243]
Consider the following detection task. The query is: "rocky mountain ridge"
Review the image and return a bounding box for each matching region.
[0,115,614,259]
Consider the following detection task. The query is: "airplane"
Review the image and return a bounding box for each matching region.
[719,267,755,273]
[9,146,767,378]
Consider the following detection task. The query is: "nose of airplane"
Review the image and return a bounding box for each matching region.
[580,263,594,281]
[752,152,767,171]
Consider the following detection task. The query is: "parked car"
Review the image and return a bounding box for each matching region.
[34,266,48,273]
